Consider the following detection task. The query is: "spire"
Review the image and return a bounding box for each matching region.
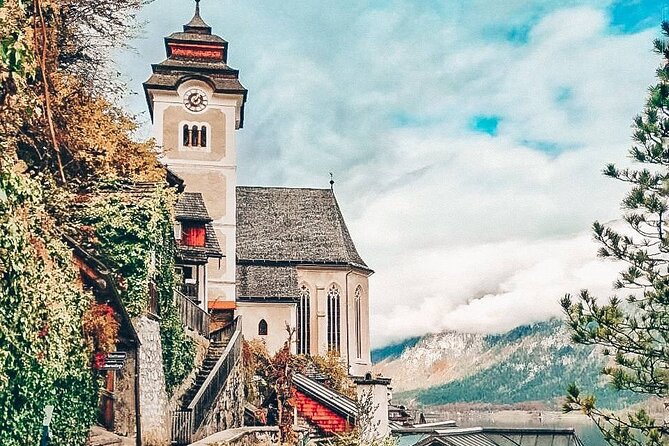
[184,0,212,35]
[329,172,335,190]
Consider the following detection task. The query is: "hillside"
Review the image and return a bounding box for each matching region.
[373,319,643,410]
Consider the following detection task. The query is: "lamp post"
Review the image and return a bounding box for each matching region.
[40,405,54,446]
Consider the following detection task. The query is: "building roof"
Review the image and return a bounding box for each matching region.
[143,1,247,124]
[397,427,585,446]
[175,192,212,222]
[174,192,222,263]
[293,373,357,420]
[236,264,300,300]
[236,187,370,271]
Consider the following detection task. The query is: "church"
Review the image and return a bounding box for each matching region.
[143,1,373,377]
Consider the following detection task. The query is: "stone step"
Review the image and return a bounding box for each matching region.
[88,426,126,446]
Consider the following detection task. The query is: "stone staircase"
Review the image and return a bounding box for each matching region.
[87,426,134,446]
[181,338,229,408]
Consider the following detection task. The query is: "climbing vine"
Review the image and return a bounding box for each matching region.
[73,184,195,393]
[0,154,98,446]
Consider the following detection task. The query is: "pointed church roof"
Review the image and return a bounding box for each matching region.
[236,186,370,271]
[143,0,247,124]
[183,0,211,34]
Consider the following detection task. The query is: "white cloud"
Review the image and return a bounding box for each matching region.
[119,2,661,347]
[369,232,622,346]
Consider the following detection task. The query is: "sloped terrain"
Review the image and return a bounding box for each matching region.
[374,320,644,409]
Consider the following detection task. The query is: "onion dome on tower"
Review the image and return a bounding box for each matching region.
[143,0,247,128]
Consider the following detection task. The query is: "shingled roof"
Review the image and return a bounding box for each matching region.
[175,192,212,222]
[236,187,369,270]
[143,2,247,123]
[236,264,300,300]
[175,192,222,263]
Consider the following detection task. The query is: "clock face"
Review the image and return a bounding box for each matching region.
[183,88,208,112]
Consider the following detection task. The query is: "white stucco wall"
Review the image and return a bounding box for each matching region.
[236,302,297,354]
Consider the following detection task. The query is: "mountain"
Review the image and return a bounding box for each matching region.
[373,319,643,410]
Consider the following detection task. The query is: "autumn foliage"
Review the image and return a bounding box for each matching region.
[82,303,120,359]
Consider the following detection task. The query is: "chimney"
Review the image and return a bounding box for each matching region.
[354,373,392,441]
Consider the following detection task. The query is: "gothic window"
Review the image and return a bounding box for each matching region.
[355,285,362,359]
[180,123,209,149]
[258,319,268,336]
[327,284,341,354]
[297,285,311,355]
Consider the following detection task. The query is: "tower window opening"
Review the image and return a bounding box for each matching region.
[191,125,199,146]
[258,319,268,336]
[327,284,341,355]
[200,126,207,147]
[180,123,210,149]
[183,124,190,146]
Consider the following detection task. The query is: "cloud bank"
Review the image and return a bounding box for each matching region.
[119,1,663,347]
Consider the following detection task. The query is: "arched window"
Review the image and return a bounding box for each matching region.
[183,124,190,146]
[191,125,199,146]
[200,126,207,147]
[258,319,268,336]
[355,285,362,359]
[327,284,341,354]
[180,123,210,149]
[297,285,311,355]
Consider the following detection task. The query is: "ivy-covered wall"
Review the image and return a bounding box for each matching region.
[75,185,195,393]
[0,158,98,445]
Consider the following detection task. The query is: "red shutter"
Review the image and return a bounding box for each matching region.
[183,225,206,247]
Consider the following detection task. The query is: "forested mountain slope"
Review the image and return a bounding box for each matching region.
[374,320,643,409]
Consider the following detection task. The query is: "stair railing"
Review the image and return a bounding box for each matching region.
[176,289,210,339]
[188,316,242,431]
[210,315,242,342]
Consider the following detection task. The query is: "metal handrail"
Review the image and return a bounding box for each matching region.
[176,290,210,339]
[187,316,242,430]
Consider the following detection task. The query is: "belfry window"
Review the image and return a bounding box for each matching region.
[355,285,362,359]
[327,284,341,354]
[258,319,268,336]
[181,123,209,149]
[191,125,199,146]
[297,285,311,355]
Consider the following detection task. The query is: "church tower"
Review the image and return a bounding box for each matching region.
[144,1,246,309]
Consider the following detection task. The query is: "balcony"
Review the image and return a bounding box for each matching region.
[180,283,199,301]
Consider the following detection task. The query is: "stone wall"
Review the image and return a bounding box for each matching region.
[135,316,171,445]
[193,353,245,441]
[113,347,137,437]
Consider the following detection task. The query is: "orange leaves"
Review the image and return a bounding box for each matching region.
[82,302,119,356]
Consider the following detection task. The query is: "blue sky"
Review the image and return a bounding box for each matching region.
[120,0,667,346]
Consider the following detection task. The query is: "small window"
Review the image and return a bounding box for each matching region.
[191,125,199,146]
[200,126,207,147]
[183,125,190,146]
[180,123,210,150]
[174,222,182,241]
[258,319,268,336]
[182,224,206,247]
